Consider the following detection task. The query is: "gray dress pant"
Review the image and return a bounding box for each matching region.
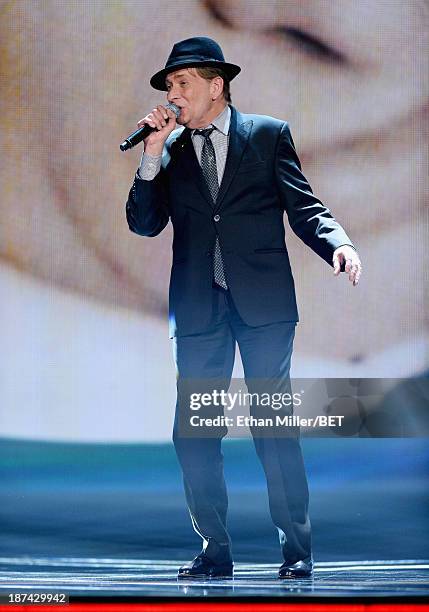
[172,283,312,564]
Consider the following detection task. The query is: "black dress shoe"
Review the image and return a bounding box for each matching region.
[178,553,233,579]
[278,556,313,578]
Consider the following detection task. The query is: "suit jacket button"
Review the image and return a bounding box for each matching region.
[213,214,220,222]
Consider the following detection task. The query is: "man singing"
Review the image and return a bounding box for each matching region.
[126,36,362,580]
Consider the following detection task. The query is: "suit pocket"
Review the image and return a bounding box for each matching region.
[254,247,287,254]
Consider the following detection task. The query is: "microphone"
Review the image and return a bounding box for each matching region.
[120,103,181,151]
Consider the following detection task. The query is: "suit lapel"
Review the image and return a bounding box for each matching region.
[173,106,253,212]
[214,106,252,213]
[174,127,214,207]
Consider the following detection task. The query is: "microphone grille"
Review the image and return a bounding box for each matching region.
[166,102,181,118]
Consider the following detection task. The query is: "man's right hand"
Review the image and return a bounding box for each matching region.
[138,104,177,156]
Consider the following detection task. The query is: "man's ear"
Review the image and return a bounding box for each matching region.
[211,76,224,101]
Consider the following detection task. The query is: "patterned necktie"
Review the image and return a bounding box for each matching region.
[194,127,228,290]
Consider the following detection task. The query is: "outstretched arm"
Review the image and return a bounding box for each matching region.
[275,122,362,285]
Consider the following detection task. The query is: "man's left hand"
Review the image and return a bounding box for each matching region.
[333,246,362,286]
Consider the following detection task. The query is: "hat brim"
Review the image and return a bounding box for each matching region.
[150,60,241,91]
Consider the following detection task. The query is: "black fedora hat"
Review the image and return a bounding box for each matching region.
[150,36,241,91]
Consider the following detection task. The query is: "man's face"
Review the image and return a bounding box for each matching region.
[165,67,217,128]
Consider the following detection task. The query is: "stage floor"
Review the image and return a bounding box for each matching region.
[0,557,428,598]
